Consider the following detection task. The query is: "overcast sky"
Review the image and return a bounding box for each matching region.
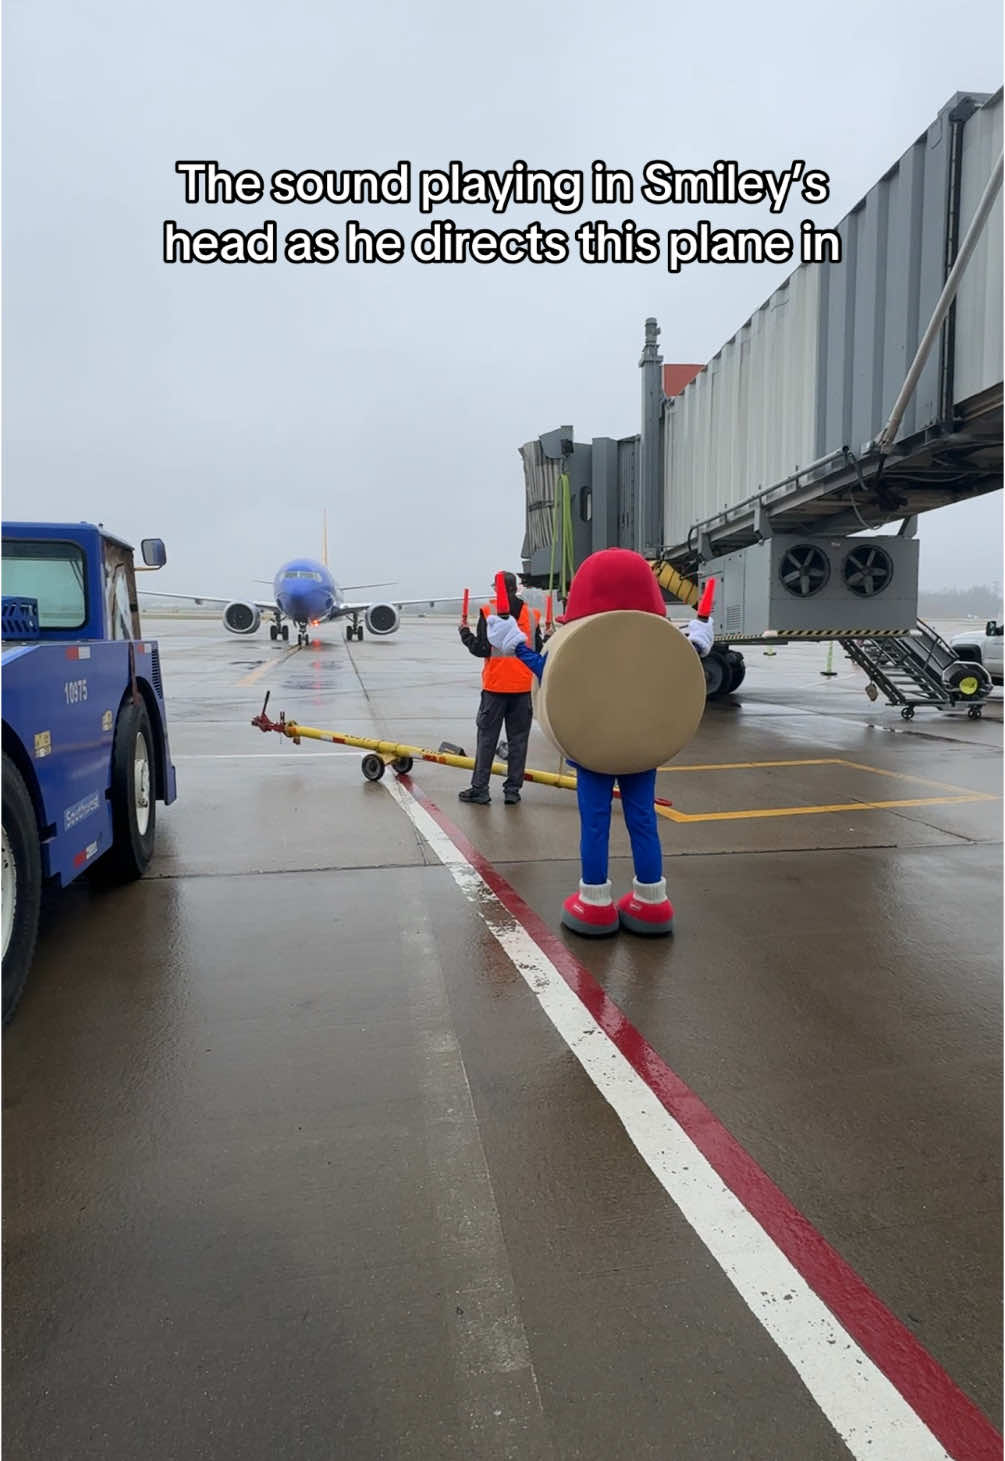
[3,0,1003,605]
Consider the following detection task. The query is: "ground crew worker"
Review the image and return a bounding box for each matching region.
[458,571,543,805]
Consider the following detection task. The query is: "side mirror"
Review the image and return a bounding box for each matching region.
[141,538,167,568]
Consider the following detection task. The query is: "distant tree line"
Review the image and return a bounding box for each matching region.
[918,585,1003,618]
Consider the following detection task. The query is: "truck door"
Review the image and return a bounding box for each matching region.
[103,541,141,640]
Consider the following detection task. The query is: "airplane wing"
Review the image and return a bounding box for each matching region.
[138,589,276,611]
[393,596,467,609]
[250,579,398,592]
[337,595,466,615]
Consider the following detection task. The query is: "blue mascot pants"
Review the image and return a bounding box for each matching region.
[575,766,662,885]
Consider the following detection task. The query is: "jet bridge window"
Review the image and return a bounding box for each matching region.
[1,540,87,629]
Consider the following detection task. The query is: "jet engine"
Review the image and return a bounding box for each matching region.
[364,602,400,636]
[223,601,262,635]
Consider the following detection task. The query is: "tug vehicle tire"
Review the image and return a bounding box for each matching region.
[2,753,41,1025]
[94,701,157,885]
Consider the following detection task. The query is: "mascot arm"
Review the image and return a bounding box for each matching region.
[486,613,547,681]
[514,642,547,682]
[682,616,715,657]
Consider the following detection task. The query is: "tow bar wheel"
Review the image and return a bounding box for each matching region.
[361,753,385,781]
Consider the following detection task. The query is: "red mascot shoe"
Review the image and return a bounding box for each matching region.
[617,878,674,936]
[561,881,620,938]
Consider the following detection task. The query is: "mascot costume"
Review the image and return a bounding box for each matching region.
[486,549,714,938]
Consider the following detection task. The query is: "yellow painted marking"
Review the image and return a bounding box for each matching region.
[238,644,301,687]
[835,759,995,796]
[658,758,845,772]
[650,757,998,822]
[657,756,994,800]
[656,794,992,824]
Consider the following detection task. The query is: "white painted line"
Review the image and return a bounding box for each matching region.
[398,888,553,1456]
[382,774,955,1461]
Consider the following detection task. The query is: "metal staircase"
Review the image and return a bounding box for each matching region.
[838,619,993,719]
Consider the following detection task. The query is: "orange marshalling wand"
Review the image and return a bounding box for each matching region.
[697,577,716,620]
[495,572,510,616]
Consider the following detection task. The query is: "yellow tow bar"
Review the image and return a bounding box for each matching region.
[250,694,674,806]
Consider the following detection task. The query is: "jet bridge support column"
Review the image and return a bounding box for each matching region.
[639,318,664,556]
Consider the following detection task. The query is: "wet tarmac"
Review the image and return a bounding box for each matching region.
[4,617,1002,1460]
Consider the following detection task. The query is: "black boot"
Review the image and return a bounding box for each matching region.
[459,787,490,804]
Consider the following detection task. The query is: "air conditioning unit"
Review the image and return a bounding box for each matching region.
[709,535,920,637]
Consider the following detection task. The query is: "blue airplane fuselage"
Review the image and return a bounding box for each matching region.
[273,558,338,625]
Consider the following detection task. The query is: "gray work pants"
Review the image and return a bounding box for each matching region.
[472,691,533,794]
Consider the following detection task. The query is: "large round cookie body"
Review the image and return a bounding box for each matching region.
[531,610,706,775]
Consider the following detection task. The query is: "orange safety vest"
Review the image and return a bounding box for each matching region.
[479,599,540,693]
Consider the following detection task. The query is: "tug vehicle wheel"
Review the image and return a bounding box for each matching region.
[393,757,414,774]
[2,753,41,1026]
[725,651,746,692]
[703,651,730,699]
[361,754,385,782]
[93,700,156,885]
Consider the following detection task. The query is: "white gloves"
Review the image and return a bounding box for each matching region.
[486,613,527,654]
[682,616,715,657]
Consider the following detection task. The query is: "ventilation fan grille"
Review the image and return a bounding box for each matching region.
[843,544,894,597]
[778,544,830,597]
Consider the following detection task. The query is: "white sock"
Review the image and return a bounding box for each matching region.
[578,880,613,906]
[632,877,668,904]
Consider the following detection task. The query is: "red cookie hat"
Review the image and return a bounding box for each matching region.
[558,549,666,623]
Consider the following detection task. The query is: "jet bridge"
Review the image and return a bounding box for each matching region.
[519,89,1002,714]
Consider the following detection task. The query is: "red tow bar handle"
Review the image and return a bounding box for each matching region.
[251,692,299,742]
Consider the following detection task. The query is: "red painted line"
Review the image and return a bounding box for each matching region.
[401,773,1003,1461]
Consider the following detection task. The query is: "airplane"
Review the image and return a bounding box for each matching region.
[141,512,462,647]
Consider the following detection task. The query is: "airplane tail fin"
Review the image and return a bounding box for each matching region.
[322,509,329,568]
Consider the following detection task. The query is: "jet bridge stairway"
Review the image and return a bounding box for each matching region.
[838,619,993,720]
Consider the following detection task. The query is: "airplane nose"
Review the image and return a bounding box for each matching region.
[285,583,312,614]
